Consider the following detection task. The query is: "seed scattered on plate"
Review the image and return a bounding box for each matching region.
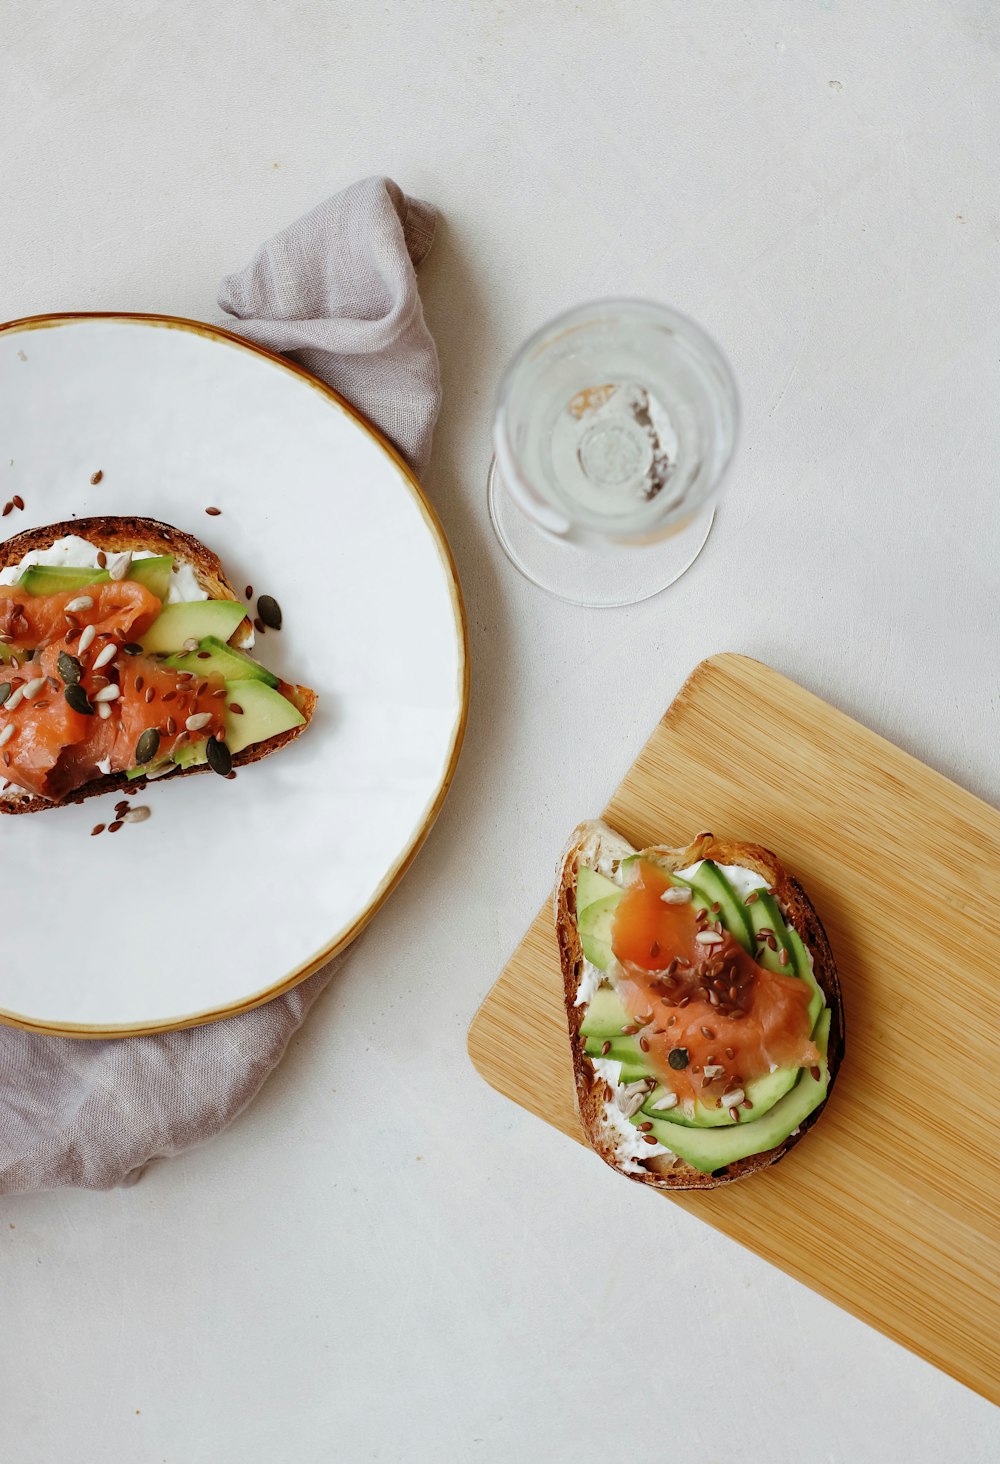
[205,506,221,516]
[90,470,103,485]
[2,503,12,517]
[124,805,151,824]
[253,617,266,635]
[12,495,24,511]
[108,820,123,833]
[91,823,105,836]
[256,595,281,630]
[244,584,253,600]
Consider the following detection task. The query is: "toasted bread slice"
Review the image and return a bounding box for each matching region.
[554,820,845,1190]
[0,516,315,812]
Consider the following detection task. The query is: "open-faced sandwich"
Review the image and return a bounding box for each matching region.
[0,516,315,810]
[555,821,845,1189]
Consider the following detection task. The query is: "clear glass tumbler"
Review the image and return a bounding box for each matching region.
[488,299,739,607]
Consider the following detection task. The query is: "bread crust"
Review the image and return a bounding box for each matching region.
[554,820,845,1190]
[0,516,313,812]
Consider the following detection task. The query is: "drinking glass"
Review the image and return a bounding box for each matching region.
[488,299,739,607]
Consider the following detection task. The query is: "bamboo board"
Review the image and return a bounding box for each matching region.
[468,654,1000,1406]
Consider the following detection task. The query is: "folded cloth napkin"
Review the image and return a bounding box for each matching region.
[0,176,441,1193]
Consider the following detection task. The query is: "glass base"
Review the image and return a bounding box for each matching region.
[487,459,715,608]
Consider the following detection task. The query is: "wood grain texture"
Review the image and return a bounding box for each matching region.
[468,654,1000,1406]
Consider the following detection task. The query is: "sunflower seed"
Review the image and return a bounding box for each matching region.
[124,806,151,824]
[650,1092,679,1111]
[185,712,212,732]
[5,686,24,712]
[76,624,97,655]
[695,931,724,946]
[108,552,132,582]
[64,596,94,613]
[92,643,117,670]
[92,684,119,703]
[183,637,200,652]
[97,702,112,719]
[660,885,692,904]
[21,677,46,700]
[0,725,14,747]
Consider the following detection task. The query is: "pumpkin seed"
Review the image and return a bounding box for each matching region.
[206,736,233,777]
[135,727,160,765]
[57,652,83,685]
[64,683,94,715]
[0,683,10,706]
[256,594,282,630]
[667,1047,690,1070]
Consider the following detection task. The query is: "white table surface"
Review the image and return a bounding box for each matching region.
[3,4,999,1461]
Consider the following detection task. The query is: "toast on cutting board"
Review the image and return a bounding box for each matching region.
[554,820,845,1189]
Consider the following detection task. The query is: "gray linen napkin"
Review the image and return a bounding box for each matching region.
[0,177,441,1193]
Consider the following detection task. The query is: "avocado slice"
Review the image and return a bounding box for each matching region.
[173,678,305,767]
[578,892,622,971]
[18,556,174,601]
[745,889,824,1028]
[634,1009,831,1172]
[579,985,630,1039]
[139,600,249,654]
[785,927,825,1029]
[686,861,756,952]
[164,635,278,688]
[577,865,619,914]
[583,1036,650,1083]
[641,1065,800,1128]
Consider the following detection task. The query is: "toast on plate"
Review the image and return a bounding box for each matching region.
[0,516,315,811]
[554,820,845,1189]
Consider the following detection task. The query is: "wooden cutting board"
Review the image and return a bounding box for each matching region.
[468,654,1000,1406]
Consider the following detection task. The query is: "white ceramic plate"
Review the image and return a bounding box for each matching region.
[0,315,467,1035]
